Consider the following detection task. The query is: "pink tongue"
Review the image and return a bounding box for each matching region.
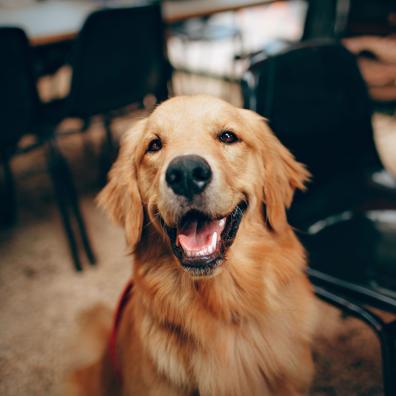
[178,220,224,251]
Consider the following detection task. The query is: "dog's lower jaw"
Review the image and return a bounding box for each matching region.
[157,201,248,277]
[181,257,224,278]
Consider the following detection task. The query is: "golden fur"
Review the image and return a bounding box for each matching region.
[71,95,316,396]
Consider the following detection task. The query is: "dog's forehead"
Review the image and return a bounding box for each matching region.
[149,96,241,131]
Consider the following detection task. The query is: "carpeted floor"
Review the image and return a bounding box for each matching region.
[0,94,395,395]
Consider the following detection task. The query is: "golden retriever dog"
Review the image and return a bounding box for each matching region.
[72,95,316,396]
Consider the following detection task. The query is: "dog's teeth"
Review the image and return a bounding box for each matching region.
[182,235,218,258]
[211,232,218,249]
[219,218,226,228]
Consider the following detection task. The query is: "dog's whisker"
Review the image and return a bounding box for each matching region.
[291,225,310,235]
[153,211,170,244]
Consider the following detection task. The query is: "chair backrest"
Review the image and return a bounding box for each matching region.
[302,0,336,40]
[302,0,350,41]
[242,40,381,187]
[67,2,171,118]
[0,27,39,155]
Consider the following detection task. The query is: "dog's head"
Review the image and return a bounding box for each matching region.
[98,96,309,277]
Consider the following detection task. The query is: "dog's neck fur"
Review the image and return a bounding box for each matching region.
[125,214,308,395]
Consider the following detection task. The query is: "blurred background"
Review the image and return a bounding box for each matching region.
[0,0,396,395]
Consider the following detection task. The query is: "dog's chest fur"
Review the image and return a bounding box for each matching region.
[140,308,275,395]
[126,273,307,396]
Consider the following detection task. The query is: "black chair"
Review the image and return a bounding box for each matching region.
[44,2,172,179]
[302,0,349,41]
[0,27,95,271]
[242,40,396,395]
[244,0,396,113]
[0,27,39,225]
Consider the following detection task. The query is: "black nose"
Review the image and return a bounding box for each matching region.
[165,155,212,200]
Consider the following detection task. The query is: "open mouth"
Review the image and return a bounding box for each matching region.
[162,201,247,276]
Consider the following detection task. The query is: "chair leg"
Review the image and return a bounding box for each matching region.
[380,320,396,396]
[52,139,96,266]
[0,156,17,226]
[99,116,118,185]
[315,286,396,396]
[47,139,96,270]
[64,173,96,266]
[81,117,96,160]
[47,142,82,271]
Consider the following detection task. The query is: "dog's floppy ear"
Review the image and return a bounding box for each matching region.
[247,113,310,232]
[97,119,146,248]
[262,135,310,232]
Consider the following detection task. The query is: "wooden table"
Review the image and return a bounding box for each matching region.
[164,0,277,23]
[0,0,278,46]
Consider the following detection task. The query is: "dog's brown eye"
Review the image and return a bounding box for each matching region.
[147,138,162,153]
[218,130,239,144]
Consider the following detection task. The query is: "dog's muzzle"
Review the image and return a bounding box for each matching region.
[161,155,247,277]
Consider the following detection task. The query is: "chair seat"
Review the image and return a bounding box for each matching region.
[305,209,396,311]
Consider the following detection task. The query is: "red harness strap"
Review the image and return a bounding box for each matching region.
[108,280,134,381]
